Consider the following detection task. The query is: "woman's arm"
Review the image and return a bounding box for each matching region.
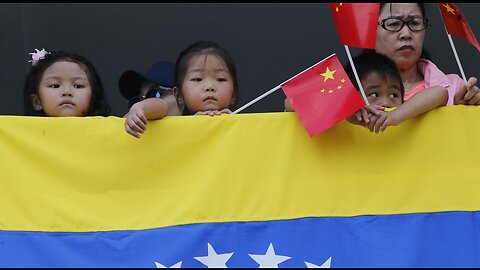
[369,86,448,133]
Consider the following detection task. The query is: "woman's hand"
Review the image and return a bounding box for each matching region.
[454,77,480,105]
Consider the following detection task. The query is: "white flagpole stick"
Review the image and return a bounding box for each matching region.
[232,85,280,114]
[232,85,281,114]
[344,45,369,105]
[447,34,468,82]
[233,53,336,114]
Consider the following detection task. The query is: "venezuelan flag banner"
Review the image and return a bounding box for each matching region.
[1,107,479,267]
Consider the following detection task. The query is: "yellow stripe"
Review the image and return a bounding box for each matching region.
[1,106,479,232]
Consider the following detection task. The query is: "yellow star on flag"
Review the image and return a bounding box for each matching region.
[321,67,336,82]
[443,3,455,15]
[335,3,343,12]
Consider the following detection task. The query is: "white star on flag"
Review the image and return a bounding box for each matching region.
[305,257,332,268]
[154,261,182,268]
[249,243,291,268]
[194,243,234,268]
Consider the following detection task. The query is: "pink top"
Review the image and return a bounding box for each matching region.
[404,80,425,102]
[404,59,465,106]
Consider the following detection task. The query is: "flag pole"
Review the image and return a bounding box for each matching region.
[446,34,468,82]
[232,85,281,114]
[344,45,369,105]
[232,53,337,114]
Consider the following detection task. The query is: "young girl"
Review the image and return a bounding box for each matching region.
[125,41,239,138]
[344,51,448,133]
[23,49,111,117]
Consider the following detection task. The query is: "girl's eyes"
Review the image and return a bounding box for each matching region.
[189,77,228,82]
[368,92,379,98]
[389,93,399,99]
[47,83,86,88]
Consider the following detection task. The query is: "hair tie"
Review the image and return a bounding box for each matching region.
[28,48,50,66]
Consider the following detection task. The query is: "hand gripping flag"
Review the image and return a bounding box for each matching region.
[281,54,365,137]
[439,3,480,51]
[329,3,380,49]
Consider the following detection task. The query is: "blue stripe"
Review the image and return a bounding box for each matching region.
[1,211,479,267]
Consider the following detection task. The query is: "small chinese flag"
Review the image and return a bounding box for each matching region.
[281,54,365,137]
[439,3,480,51]
[329,3,380,49]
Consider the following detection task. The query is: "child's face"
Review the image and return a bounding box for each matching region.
[362,72,403,108]
[181,54,234,113]
[33,61,92,117]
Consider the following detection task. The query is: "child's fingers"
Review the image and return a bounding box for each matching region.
[364,105,382,115]
[367,115,379,132]
[126,116,146,134]
[374,114,388,133]
[361,109,371,124]
[355,111,362,122]
[220,109,232,114]
[127,120,145,134]
[127,128,140,139]
[380,118,391,132]
[125,123,140,139]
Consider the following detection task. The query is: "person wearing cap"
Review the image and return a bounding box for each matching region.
[120,61,181,138]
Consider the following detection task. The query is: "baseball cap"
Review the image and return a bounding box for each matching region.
[118,61,175,99]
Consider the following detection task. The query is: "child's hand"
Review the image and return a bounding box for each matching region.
[454,77,480,105]
[347,105,385,126]
[195,109,232,116]
[125,103,147,139]
[367,110,400,133]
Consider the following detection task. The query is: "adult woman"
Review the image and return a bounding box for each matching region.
[375,3,480,106]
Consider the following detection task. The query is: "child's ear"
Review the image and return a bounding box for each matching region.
[30,94,43,111]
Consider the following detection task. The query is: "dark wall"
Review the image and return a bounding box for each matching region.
[1,3,479,117]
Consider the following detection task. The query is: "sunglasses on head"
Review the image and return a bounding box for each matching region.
[127,85,173,108]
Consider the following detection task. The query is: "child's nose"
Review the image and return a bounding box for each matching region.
[61,86,73,97]
[204,82,216,92]
[377,97,392,108]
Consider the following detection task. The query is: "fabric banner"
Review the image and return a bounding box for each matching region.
[1,106,479,267]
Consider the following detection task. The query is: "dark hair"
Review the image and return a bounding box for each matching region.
[23,50,111,116]
[345,50,405,101]
[174,41,239,115]
[380,3,425,18]
[379,3,432,61]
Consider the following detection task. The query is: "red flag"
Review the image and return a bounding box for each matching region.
[282,54,365,137]
[439,3,480,51]
[329,3,380,49]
